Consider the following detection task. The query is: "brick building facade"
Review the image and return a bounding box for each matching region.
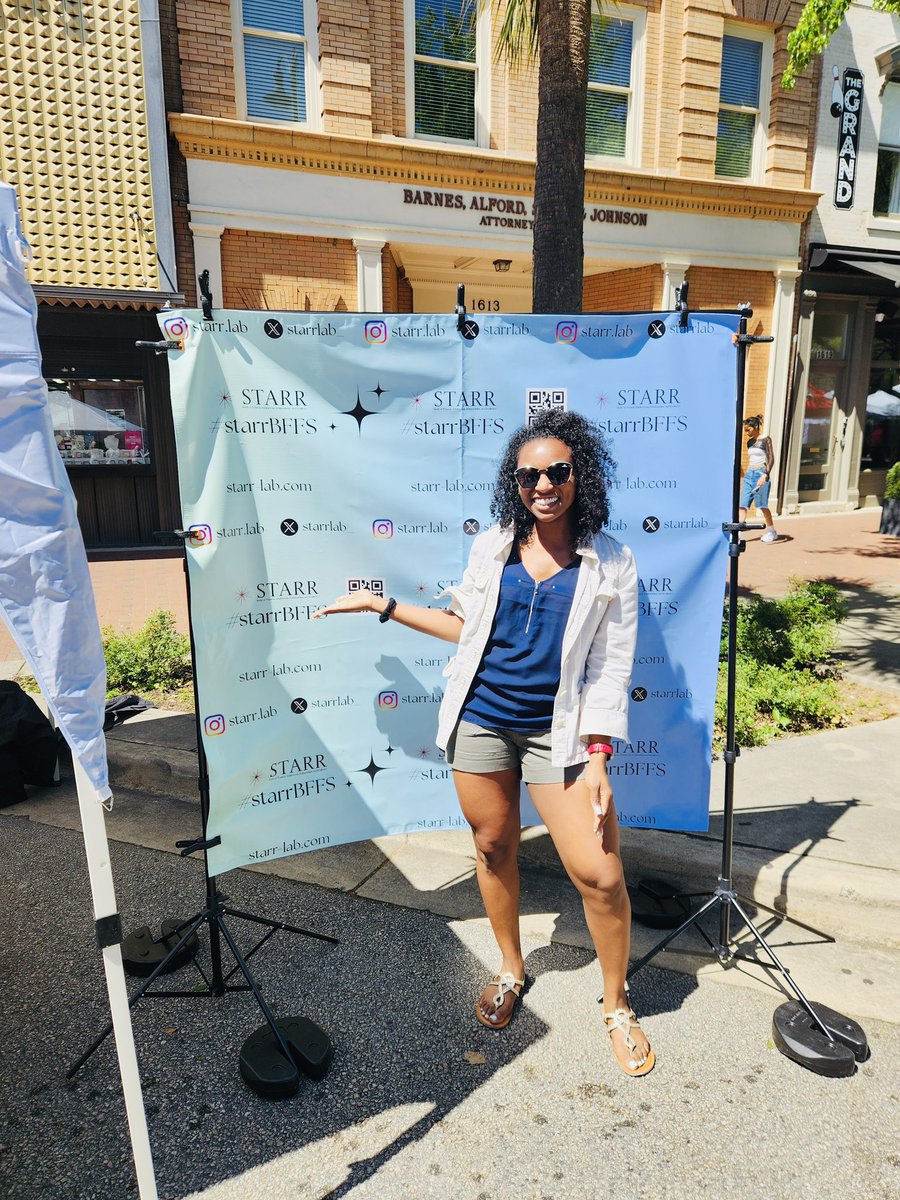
[168,0,820,504]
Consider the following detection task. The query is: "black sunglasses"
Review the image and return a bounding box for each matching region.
[513,461,574,488]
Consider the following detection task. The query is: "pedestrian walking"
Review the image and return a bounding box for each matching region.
[314,410,653,1076]
[740,414,779,542]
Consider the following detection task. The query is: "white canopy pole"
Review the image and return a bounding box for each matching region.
[73,760,159,1200]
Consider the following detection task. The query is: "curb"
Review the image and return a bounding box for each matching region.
[102,728,899,955]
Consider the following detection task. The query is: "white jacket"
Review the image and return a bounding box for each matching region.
[435,525,638,766]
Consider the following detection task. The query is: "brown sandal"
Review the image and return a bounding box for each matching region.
[603,1007,656,1077]
[475,972,525,1029]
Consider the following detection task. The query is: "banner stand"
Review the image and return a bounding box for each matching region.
[625,306,869,1078]
[67,529,339,1100]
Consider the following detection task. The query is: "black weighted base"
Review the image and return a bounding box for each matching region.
[629,877,690,929]
[772,1001,868,1077]
[239,1017,334,1099]
[122,918,199,978]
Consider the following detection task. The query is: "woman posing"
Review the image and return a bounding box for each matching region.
[315,410,653,1076]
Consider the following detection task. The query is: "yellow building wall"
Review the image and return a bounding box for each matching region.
[0,0,158,290]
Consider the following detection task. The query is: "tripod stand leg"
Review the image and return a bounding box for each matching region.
[214,916,295,1065]
[627,893,721,980]
[67,909,210,1078]
[223,906,339,945]
[728,894,833,1041]
[736,894,835,943]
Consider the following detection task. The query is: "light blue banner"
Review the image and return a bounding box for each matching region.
[162,310,739,876]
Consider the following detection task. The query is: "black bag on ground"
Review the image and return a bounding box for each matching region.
[104,693,154,731]
[0,680,59,805]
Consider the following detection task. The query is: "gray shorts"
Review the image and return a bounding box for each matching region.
[445,719,586,785]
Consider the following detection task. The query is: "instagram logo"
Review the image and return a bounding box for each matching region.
[204,714,226,737]
[188,524,213,548]
[372,519,394,539]
[365,320,388,344]
[378,691,399,710]
[162,314,189,343]
[555,321,578,344]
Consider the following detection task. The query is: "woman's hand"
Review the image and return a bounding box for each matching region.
[584,755,614,842]
[311,589,381,619]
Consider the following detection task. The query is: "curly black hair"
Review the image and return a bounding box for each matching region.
[489,410,616,548]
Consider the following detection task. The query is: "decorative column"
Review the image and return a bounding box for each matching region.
[353,238,385,312]
[763,268,800,511]
[189,223,224,309]
[661,260,691,311]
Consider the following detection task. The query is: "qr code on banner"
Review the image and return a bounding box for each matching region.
[347,578,385,597]
[526,389,567,425]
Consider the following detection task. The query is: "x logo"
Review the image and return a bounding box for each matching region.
[264,318,284,339]
[291,697,308,714]
[462,318,480,340]
[280,518,298,536]
[642,516,660,533]
[463,518,480,535]
[648,320,666,339]
[631,686,648,702]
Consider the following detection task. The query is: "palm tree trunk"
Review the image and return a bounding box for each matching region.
[532,0,591,313]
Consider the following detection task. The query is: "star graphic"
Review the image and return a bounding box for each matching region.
[419,748,429,759]
[252,771,261,783]
[236,588,247,603]
[219,392,230,405]
[329,423,337,431]
[417,583,427,594]
[413,395,422,406]
[597,393,608,406]
[355,754,388,784]
[371,382,386,400]
[345,390,378,431]
[384,744,397,757]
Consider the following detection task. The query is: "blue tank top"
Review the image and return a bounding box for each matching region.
[462,552,580,732]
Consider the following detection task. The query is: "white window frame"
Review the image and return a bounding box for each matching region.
[232,0,321,132]
[873,78,900,218]
[716,23,773,183]
[404,0,490,148]
[585,4,646,167]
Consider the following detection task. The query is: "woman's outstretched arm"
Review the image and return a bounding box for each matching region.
[312,589,463,643]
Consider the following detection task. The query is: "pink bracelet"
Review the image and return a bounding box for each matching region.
[586,742,614,758]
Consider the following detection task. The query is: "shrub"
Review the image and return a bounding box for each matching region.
[715,578,848,747]
[103,611,192,693]
[884,462,900,501]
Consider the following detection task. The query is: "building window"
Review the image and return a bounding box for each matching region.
[864,311,900,471]
[47,380,151,468]
[238,0,317,125]
[716,31,770,180]
[409,0,486,143]
[874,80,900,216]
[586,14,637,160]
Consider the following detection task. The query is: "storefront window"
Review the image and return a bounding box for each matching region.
[799,308,849,499]
[863,315,900,470]
[46,379,150,466]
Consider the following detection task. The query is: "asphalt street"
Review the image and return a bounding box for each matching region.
[0,815,896,1200]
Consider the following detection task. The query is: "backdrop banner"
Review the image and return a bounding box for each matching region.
[163,310,739,877]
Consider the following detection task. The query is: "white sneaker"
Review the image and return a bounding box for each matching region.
[760,529,779,543]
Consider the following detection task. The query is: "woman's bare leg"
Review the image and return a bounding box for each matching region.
[454,768,526,995]
[528,780,650,1069]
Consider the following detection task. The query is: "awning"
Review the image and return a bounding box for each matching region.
[839,258,900,287]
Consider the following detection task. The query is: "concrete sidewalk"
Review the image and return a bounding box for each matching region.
[9,704,900,1027]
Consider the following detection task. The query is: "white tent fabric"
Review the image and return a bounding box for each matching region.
[0,182,110,799]
[0,181,158,1198]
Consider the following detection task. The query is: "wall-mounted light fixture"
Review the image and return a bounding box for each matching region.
[493,259,512,273]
